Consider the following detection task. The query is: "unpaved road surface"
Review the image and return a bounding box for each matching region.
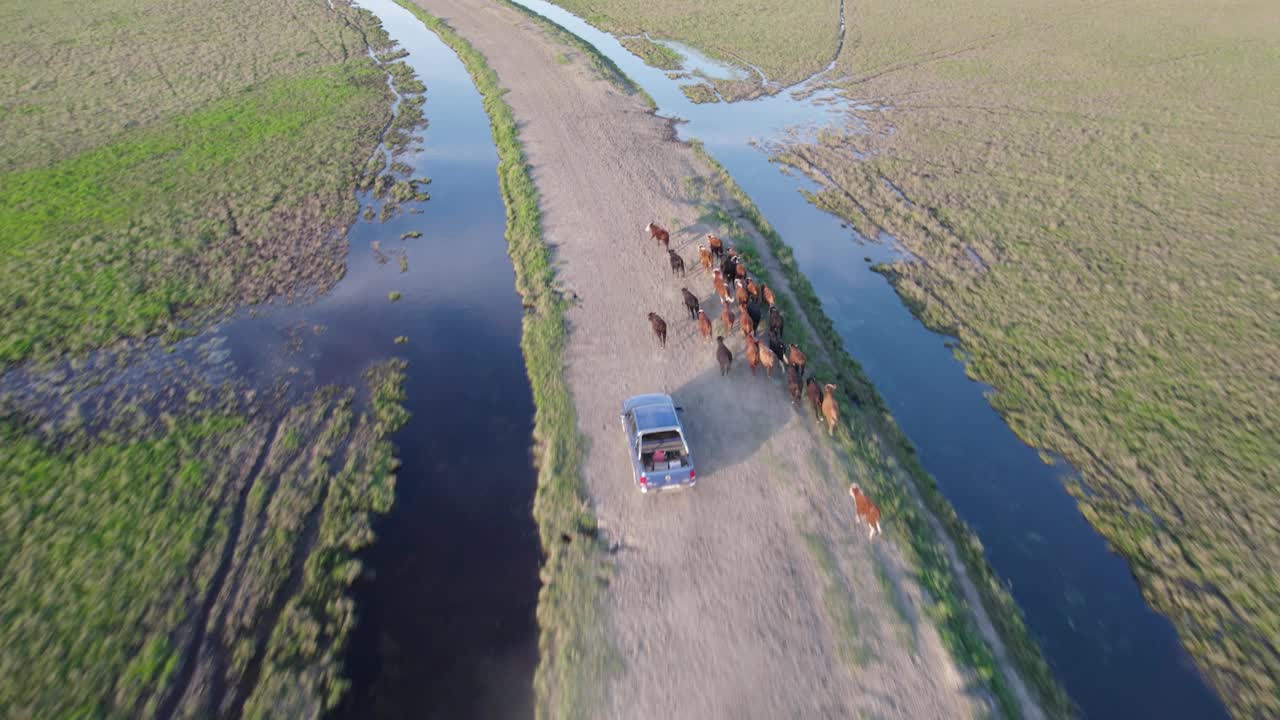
[406,0,993,716]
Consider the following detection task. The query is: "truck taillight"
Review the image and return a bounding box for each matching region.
[689,469,695,480]
[639,474,647,485]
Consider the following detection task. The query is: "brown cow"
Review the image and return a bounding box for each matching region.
[766,331,787,371]
[696,308,713,342]
[707,233,724,262]
[769,306,785,337]
[712,269,727,302]
[746,277,760,302]
[680,287,700,320]
[849,483,883,540]
[762,284,776,306]
[715,336,733,376]
[734,279,749,306]
[787,343,807,378]
[720,256,736,283]
[745,335,761,376]
[647,312,667,348]
[786,364,803,406]
[668,249,686,277]
[719,303,735,335]
[739,305,754,338]
[821,383,839,436]
[718,280,734,307]
[698,245,714,271]
[646,222,670,251]
[806,377,823,422]
[759,342,778,378]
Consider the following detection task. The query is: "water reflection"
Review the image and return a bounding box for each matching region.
[331,1,539,717]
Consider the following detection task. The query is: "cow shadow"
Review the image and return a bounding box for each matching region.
[667,350,802,480]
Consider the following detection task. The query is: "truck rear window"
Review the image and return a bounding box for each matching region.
[643,430,681,443]
[640,430,684,454]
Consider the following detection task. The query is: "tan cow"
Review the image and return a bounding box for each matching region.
[821,383,839,436]
[849,483,883,540]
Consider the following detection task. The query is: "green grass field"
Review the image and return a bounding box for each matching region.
[0,0,416,714]
[0,0,392,365]
[0,414,250,716]
[0,360,407,717]
[565,0,1279,713]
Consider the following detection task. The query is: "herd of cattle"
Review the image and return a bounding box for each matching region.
[641,222,883,540]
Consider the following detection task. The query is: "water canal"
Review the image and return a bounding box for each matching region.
[503,1,1226,717]
[330,0,539,717]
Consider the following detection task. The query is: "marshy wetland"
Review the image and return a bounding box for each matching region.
[1,0,538,716]
[516,0,1278,716]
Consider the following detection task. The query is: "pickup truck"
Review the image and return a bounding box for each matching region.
[620,393,696,493]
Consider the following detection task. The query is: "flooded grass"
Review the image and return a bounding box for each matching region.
[679,83,720,104]
[0,63,389,364]
[0,0,429,714]
[546,0,840,89]
[0,414,251,716]
[241,361,407,717]
[618,36,682,71]
[0,0,393,366]
[0,360,408,717]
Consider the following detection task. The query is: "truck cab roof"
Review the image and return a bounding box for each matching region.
[622,394,680,432]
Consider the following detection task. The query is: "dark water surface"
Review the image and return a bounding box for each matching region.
[505,1,1226,717]
[324,0,539,717]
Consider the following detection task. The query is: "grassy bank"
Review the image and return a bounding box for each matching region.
[241,361,407,717]
[0,0,393,365]
[618,36,682,71]
[688,141,1073,719]
[0,361,408,717]
[546,0,839,89]
[500,0,655,109]
[0,414,251,716]
[391,3,616,718]
[680,83,720,104]
[766,1,1279,713]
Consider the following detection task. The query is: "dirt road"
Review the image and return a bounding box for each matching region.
[405,0,994,716]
